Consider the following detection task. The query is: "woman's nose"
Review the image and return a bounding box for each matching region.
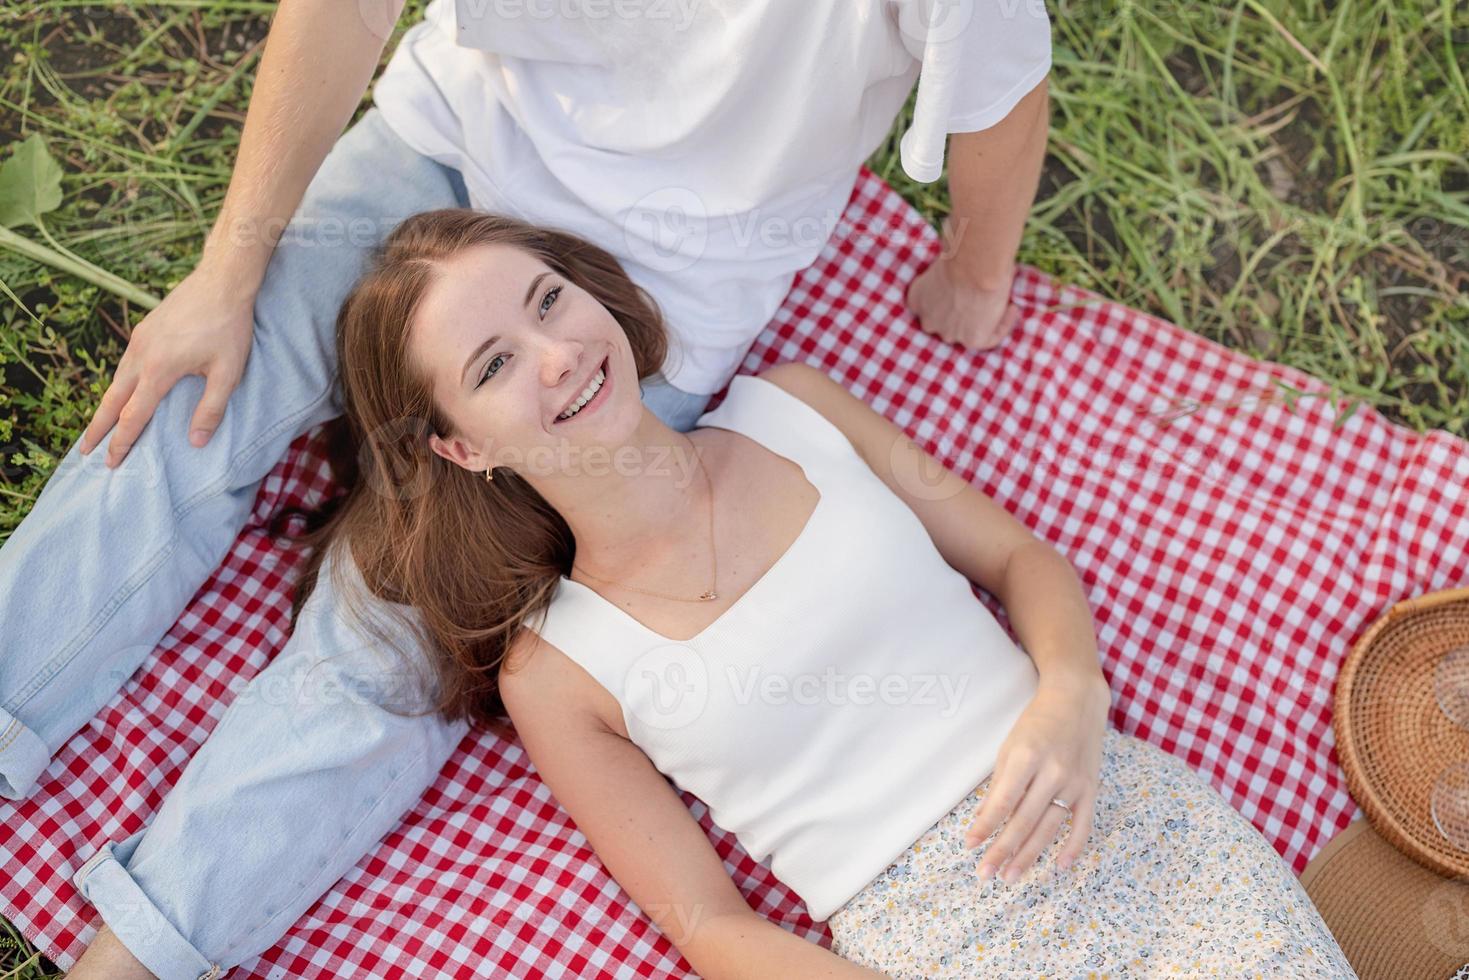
[541,340,587,386]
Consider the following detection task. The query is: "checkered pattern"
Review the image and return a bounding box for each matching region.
[5,166,1467,976]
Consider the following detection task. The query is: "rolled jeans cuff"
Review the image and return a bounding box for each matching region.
[72,830,223,980]
[0,708,50,801]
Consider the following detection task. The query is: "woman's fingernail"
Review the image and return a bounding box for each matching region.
[190,429,209,446]
[978,863,995,880]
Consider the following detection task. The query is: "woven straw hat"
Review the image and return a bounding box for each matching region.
[1300,817,1469,978]
[1301,585,1469,978]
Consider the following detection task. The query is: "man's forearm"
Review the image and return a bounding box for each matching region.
[200,0,408,290]
[941,76,1051,290]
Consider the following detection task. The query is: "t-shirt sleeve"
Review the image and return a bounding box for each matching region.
[945,0,1052,132]
[893,0,1053,183]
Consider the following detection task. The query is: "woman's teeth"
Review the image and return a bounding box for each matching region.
[557,365,606,421]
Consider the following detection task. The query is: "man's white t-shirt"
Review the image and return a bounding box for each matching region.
[372,0,1051,395]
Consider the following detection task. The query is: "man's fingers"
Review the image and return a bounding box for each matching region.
[105,377,167,468]
[980,304,1019,348]
[1000,301,1023,336]
[957,300,1013,351]
[905,265,935,319]
[80,371,138,456]
[188,368,236,447]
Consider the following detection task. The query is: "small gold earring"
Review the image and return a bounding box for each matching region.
[485,467,494,482]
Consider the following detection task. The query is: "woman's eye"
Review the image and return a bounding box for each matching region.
[539,285,561,318]
[477,285,559,388]
[477,354,506,388]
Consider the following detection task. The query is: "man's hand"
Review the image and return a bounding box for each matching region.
[78,264,257,469]
[910,76,1049,351]
[906,219,1022,349]
[74,0,412,471]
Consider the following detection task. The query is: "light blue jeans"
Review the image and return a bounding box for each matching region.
[0,107,713,980]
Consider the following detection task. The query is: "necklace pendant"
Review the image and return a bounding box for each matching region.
[698,590,718,601]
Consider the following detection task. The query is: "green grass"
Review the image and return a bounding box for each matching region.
[1,1,1465,975]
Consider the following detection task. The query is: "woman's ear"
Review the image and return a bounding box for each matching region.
[428,432,483,474]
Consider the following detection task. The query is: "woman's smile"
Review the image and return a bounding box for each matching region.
[553,354,612,425]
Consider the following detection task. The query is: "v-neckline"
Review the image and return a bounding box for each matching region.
[558,421,826,646]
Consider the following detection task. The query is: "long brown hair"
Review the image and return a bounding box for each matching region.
[280,209,672,733]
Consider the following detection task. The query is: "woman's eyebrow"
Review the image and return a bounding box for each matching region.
[460,333,501,386]
[523,270,551,308]
[460,271,554,386]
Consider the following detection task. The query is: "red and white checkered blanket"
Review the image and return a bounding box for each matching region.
[5,167,1467,976]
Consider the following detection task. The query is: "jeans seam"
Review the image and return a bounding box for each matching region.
[74,842,112,883]
[4,385,337,717]
[215,749,430,965]
[0,718,21,754]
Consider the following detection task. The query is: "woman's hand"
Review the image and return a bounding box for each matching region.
[962,670,1111,884]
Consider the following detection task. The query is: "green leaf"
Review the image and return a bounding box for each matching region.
[1331,398,1362,431]
[0,133,64,230]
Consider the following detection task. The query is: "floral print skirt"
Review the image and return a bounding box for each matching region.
[826,726,1356,978]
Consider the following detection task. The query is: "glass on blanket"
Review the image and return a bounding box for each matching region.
[1437,645,1469,727]
[1433,762,1469,853]
[1431,646,1469,851]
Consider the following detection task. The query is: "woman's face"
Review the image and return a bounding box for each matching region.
[414,242,635,476]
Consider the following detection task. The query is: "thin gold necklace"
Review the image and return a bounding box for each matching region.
[572,434,718,602]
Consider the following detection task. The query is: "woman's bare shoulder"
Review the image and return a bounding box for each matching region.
[500,627,630,740]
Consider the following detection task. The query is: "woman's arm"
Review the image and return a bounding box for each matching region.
[500,634,884,979]
[755,363,1038,595]
[759,362,1105,689]
[760,362,1110,884]
[689,915,889,978]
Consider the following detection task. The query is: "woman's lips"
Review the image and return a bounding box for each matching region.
[554,355,610,424]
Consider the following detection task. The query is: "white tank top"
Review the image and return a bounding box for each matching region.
[530,374,1040,921]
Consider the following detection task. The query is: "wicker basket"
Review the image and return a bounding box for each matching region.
[1335,585,1469,879]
